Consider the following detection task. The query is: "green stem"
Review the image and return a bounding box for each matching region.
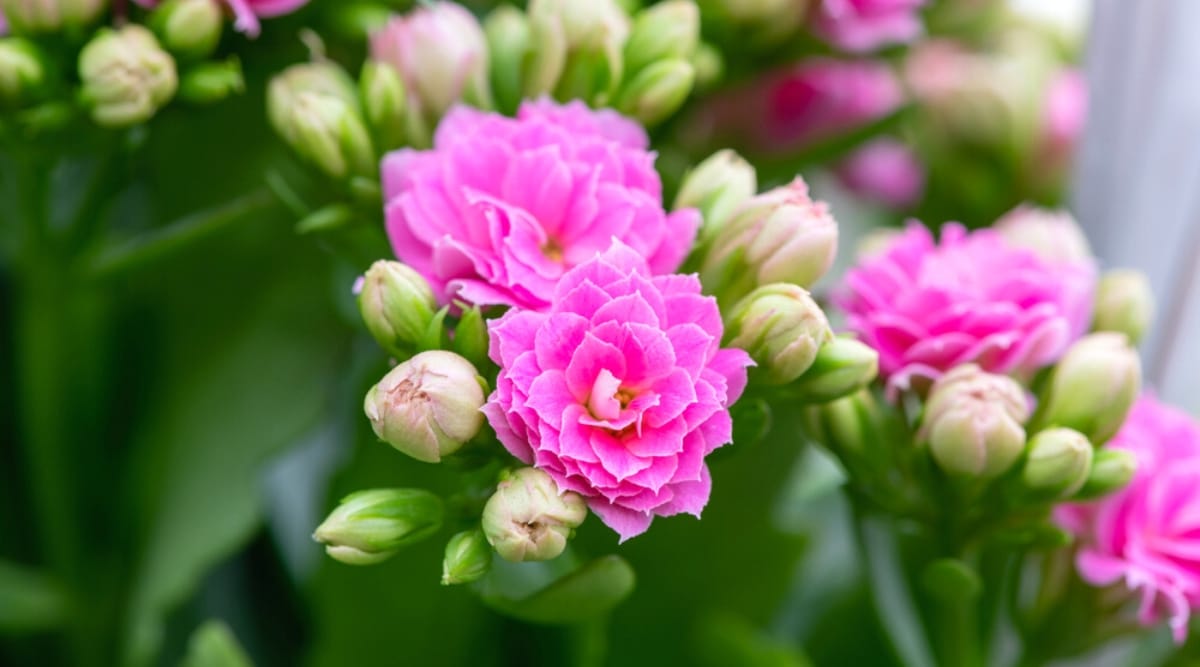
[931,593,981,667]
[84,189,276,279]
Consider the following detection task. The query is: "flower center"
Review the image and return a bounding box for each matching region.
[542,238,564,262]
[587,369,625,421]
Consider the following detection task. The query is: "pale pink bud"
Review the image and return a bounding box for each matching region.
[363,351,486,463]
[370,2,491,123]
[482,468,587,562]
[919,364,1030,479]
[995,204,1093,265]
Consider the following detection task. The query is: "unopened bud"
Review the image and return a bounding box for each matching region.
[690,42,723,91]
[802,388,882,460]
[623,0,699,75]
[0,0,106,34]
[268,62,375,179]
[484,5,531,114]
[995,205,1092,265]
[150,0,223,60]
[1022,428,1093,498]
[0,38,46,105]
[1093,269,1153,345]
[1037,333,1141,446]
[452,305,489,369]
[441,529,491,585]
[1074,448,1137,500]
[792,337,879,403]
[370,1,492,124]
[616,57,694,126]
[725,283,833,385]
[702,177,838,304]
[359,60,407,152]
[364,351,486,463]
[673,149,757,242]
[525,0,630,102]
[919,365,1029,479]
[314,488,444,565]
[358,260,438,356]
[78,25,178,127]
[482,468,587,562]
[177,58,243,105]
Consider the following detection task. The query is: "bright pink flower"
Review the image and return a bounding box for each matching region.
[133,0,308,36]
[482,241,752,541]
[1057,395,1200,643]
[382,100,698,309]
[813,0,926,53]
[836,222,1094,394]
[835,138,925,208]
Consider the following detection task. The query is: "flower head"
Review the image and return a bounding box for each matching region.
[837,222,1094,395]
[812,0,926,54]
[382,99,699,310]
[1057,395,1200,643]
[834,138,925,209]
[482,241,752,541]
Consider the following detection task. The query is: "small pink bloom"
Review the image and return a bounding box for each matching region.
[133,0,308,36]
[381,99,699,310]
[369,2,489,122]
[482,241,752,541]
[692,59,902,156]
[1040,68,1087,167]
[1057,395,1200,643]
[834,138,925,208]
[836,222,1094,394]
[813,0,926,53]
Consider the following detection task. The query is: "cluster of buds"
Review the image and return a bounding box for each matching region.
[268,61,375,180]
[0,0,106,35]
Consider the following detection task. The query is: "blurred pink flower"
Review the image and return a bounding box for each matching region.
[133,0,308,36]
[834,138,925,208]
[1057,395,1200,643]
[381,100,698,309]
[691,59,903,156]
[813,0,926,53]
[369,2,489,121]
[482,241,752,541]
[1041,68,1088,166]
[836,222,1094,395]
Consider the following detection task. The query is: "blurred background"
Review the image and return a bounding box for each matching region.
[4,0,1198,665]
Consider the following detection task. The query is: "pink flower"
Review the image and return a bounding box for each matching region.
[381,100,699,309]
[691,59,903,156]
[369,2,490,122]
[1057,395,1200,643]
[836,222,1094,394]
[813,0,926,53]
[834,138,925,208]
[1039,68,1087,170]
[133,0,308,36]
[482,241,752,541]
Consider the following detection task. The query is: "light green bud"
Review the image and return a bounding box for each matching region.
[441,529,492,585]
[78,25,178,127]
[615,57,693,126]
[1036,333,1141,446]
[623,0,699,75]
[314,488,444,565]
[792,338,879,403]
[1021,428,1093,498]
[482,468,587,562]
[725,283,833,385]
[1093,269,1154,345]
[150,0,223,60]
[673,149,757,243]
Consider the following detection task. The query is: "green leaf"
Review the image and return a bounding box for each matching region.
[0,561,69,634]
[480,555,636,625]
[695,613,811,667]
[179,620,252,667]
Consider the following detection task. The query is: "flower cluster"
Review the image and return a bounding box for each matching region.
[837,219,1095,394]
[1058,395,1200,643]
[381,99,699,310]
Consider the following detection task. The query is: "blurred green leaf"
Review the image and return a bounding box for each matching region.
[179,620,252,667]
[695,613,811,667]
[480,555,636,625]
[0,561,69,634]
